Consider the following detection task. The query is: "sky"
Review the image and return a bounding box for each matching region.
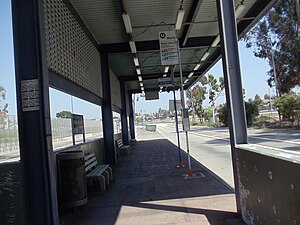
[0,0,273,118]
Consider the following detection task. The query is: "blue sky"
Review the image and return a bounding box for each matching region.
[1,0,273,118]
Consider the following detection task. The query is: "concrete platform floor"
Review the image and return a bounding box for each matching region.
[60,131,245,225]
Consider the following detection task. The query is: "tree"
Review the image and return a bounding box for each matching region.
[245,102,259,126]
[218,104,229,126]
[253,94,263,108]
[0,86,8,114]
[206,75,225,103]
[204,74,225,124]
[243,0,300,95]
[56,110,72,119]
[203,108,213,122]
[187,83,207,121]
[264,94,271,100]
[218,101,259,126]
[274,94,300,126]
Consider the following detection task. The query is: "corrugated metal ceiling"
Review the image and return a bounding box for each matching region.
[68,0,274,93]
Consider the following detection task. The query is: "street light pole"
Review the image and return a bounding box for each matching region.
[265,35,282,124]
[270,45,279,97]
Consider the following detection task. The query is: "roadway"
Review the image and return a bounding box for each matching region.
[156,123,300,189]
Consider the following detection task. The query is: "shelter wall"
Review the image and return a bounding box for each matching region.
[236,146,300,225]
[0,162,25,225]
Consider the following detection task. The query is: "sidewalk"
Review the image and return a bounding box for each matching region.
[60,131,244,225]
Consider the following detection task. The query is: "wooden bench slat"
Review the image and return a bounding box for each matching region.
[87,165,109,178]
[85,156,97,167]
[84,153,95,161]
[85,160,97,172]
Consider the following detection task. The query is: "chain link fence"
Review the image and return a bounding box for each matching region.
[0,115,19,155]
[0,115,103,157]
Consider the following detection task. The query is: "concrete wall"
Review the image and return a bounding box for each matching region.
[56,138,105,163]
[0,162,25,225]
[236,144,300,225]
[56,133,122,164]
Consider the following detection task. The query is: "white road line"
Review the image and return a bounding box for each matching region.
[189,131,230,142]
[159,125,300,145]
[190,129,300,145]
[249,136,300,145]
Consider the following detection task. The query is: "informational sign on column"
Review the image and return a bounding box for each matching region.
[21,79,40,112]
[159,31,179,65]
[182,108,190,131]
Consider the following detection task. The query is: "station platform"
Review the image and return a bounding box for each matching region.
[60,130,245,225]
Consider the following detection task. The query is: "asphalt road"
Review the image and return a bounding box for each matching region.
[156,123,300,188]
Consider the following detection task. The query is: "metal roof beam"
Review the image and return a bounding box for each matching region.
[120,71,203,82]
[99,36,214,53]
[180,0,204,47]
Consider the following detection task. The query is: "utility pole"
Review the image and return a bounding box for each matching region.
[264,35,282,124]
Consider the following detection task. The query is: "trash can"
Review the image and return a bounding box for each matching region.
[146,124,156,132]
[56,151,87,208]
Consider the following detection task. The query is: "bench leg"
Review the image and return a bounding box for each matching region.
[107,167,113,181]
[97,175,106,191]
[103,171,110,185]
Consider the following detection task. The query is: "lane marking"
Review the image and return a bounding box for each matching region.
[161,125,300,146]
[249,136,300,145]
[189,131,229,142]
[189,128,300,145]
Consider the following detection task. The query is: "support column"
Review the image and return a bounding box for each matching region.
[101,53,117,165]
[120,81,129,145]
[216,0,248,215]
[128,93,136,140]
[12,1,58,224]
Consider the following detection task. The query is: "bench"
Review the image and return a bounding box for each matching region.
[128,134,137,146]
[84,153,113,191]
[116,139,131,156]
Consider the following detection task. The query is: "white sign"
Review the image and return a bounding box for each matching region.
[182,108,190,131]
[21,79,40,112]
[71,114,84,135]
[159,31,179,65]
[158,77,173,87]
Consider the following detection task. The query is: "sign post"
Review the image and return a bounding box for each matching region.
[71,114,85,145]
[159,31,186,169]
[171,67,184,168]
[177,41,193,177]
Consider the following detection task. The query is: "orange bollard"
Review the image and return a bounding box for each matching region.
[187,169,193,177]
[176,161,185,168]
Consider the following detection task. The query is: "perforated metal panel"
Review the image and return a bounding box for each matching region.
[70,0,126,44]
[110,69,121,108]
[43,0,102,98]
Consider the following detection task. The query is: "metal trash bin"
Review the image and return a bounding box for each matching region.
[146,124,156,132]
[56,151,87,208]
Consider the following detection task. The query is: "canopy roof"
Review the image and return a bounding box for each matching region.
[69,0,274,93]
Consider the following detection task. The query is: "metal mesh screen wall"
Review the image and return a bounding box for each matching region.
[43,0,102,98]
[110,69,121,108]
[125,86,130,115]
